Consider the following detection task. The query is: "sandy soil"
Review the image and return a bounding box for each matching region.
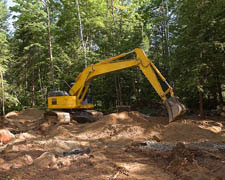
[0,109,225,180]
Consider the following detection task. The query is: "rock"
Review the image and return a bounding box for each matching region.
[152,135,161,142]
[34,152,57,169]
[43,139,80,153]
[63,148,90,156]
[0,158,5,164]
[12,155,33,168]
[39,121,52,132]
[17,132,36,140]
[0,129,15,144]
[4,111,19,118]
[0,158,12,171]
[57,157,72,166]
[21,154,33,165]
[1,144,13,153]
[0,162,12,170]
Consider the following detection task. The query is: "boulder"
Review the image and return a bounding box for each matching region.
[4,111,19,118]
[12,155,33,168]
[0,162,12,170]
[0,129,15,144]
[34,152,57,169]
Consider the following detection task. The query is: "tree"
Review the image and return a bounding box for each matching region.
[10,0,49,107]
[173,0,225,116]
[0,0,8,114]
[0,0,19,114]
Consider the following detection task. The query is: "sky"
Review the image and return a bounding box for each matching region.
[6,0,15,7]
[6,0,16,32]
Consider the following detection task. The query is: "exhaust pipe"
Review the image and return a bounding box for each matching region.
[164,96,186,122]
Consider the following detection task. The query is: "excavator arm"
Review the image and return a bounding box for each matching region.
[48,48,186,122]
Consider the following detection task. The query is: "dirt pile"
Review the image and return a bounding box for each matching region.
[74,111,225,144]
[161,120,225,143]
[142,142,225,180]
[75,111,165,141]
[3,108,45,131]
[0,108,225,179]
[3,109,224,144]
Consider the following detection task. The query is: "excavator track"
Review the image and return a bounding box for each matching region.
[44,110,103,124]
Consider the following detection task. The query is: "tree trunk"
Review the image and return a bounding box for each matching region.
[216,74,224,106]
[199,78,204,119]
[25,64,28,97]
[38,68,43,91]
[76,0,87,67]
[115,76,123,106]
[132,80,139,104]
[0,71,5,115]
[31,67,35,107]
[118,77,122,105]
[46,0,55,88]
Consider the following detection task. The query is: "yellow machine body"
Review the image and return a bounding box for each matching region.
[48,48,186,122]
[48,96,93,109]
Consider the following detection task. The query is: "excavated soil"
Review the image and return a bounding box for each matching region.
[0,108,225,180]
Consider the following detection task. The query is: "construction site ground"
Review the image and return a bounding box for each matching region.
[0,108,225,180]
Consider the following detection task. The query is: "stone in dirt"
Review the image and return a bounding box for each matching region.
[0,158,4,164]
[34,152,58,169]
[12,155,33,168]
[4,111,19,118]
[0,162,12,171]
[0,129,15,144]
[0,158,12,171]
[63,148,90,156]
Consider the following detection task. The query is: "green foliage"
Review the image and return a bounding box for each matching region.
[1,0,224,114]
[172,0,225,108]
[0,0,20,114]
[0,0,8,30]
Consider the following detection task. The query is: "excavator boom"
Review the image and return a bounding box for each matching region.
[48,48,186,122]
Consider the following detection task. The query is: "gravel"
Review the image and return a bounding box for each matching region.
[138,140,225,151]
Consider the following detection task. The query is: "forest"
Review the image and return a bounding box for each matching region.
[0,1,225,179]
[0,0,224,116]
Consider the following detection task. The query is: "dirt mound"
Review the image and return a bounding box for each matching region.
[19,108,44,119]
[5,108,44,120]
[48,126,73,138]
[146,142,225,180]
[75,111,225,144]
[161,121,225,143]
[3,108,45,131]
[3,109,224,144]
[1,108,225,180]
[75,111,164,141]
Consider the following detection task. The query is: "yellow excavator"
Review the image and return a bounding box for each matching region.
[47,48,186,123]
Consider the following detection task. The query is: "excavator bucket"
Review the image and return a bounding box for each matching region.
[164,96,186,122]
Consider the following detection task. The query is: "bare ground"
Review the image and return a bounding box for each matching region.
[0,109,225,180]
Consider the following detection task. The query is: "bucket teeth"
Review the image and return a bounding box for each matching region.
[164,96,186,122]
